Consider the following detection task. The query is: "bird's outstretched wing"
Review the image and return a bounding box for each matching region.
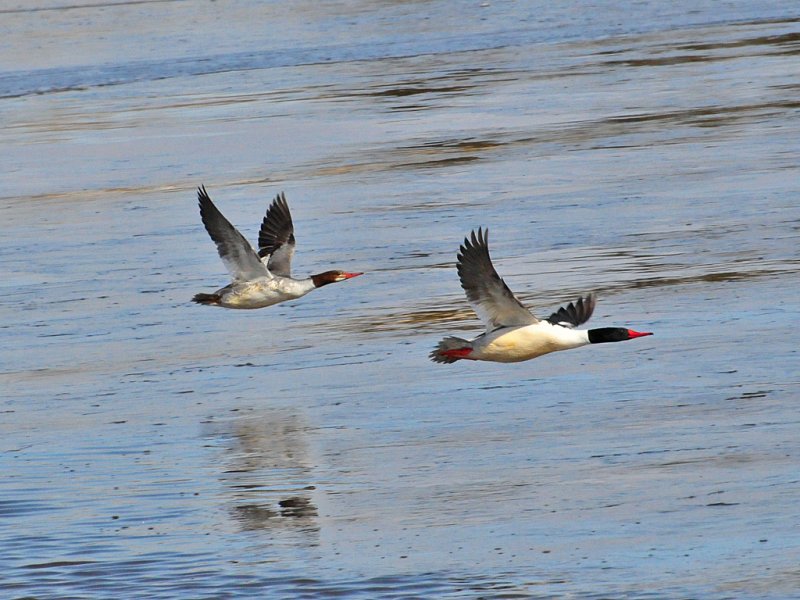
[198,186,270,282]
[456,228,538,330]
[257,192,295,277]
[546,294,596,328]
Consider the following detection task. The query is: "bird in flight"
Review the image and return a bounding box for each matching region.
[193,186,362,309]
[430,228,652,363]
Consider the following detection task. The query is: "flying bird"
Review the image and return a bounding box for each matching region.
[430,228,652,363]
[193,186,362,309]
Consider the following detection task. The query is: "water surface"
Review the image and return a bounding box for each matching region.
[1,1,799,598]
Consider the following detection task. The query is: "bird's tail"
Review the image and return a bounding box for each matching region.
[429,336,474,364]
[192,292,222,306]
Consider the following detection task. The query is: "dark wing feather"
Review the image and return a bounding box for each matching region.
[257,192,295,277]
[456,228,537,330]
[198,186,269,282]
[546,293,596,328]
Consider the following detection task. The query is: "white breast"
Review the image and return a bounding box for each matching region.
[219,276,315,309]
[473,322,590,363]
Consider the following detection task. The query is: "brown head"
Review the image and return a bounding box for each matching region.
[310,270,363,288]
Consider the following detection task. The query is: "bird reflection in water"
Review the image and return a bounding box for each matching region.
[206,409,319,534]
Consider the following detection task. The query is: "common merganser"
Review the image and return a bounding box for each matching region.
[430,228,652,363]
[193,186,362,309]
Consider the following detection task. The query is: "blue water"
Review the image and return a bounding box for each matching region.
[0,2,789,98]
[2,1,799,598]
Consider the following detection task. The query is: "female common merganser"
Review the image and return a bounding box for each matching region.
[430,228,652,363]
[193,186,362,309]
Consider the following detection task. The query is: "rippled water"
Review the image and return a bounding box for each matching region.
[2,1,799,598]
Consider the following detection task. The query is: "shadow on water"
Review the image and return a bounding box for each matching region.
[308,86,799,174]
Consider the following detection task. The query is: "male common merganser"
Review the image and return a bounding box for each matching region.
[193,186,362,309]
[430,228,652,363]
